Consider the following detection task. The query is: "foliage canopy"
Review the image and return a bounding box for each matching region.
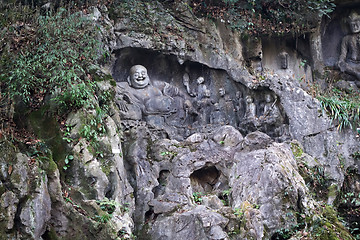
[0,7,101,111]
[189,0,335,35]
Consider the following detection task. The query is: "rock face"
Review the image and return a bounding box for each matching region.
[0,2,359,240]
[127,128,309,239]
[0,142,51,239]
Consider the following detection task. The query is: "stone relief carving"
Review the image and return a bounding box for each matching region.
[195,76,207,100]
[259,94,281,124]
[338,12,360,80]
[238,95,259,133]
[116,65,180,117]
[182,73,194,97]
[115,64,288,140]
[218,88,236,126]
[196,89,213,125]
[244,95,257,121]
[279,51,289,69]
[235,91,245,122]
[210,103,227,125]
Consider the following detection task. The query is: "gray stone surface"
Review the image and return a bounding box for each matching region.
[0,191,19,230]
[231,142,307,239]
[148,206,229,240]
[20,176,51,239]
[1,2,360,240]
[119,123,314,239]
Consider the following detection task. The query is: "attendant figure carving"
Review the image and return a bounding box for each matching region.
[197,89,213,124]
[259,93,288,139]
[183,99,199,126]
[195,76,207,100]
[235,91,245,121]
[259,94,281,125]
[218,88,236,125]
[183,73,195,97]
[210,103,227,125]
[244,96,257,121]
[279,51,289,69]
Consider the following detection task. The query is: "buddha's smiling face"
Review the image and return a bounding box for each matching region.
[129,65,150,89]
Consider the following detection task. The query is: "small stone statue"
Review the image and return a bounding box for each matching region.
[260,94,280,123]
[258,93,286,139]
[183,99,199,126]
[197,89,213,124]
[218,88,225,98]
[244,95,257,120]
[338,12,360,80]
[238,95,259,132]
[218,88,236,125]
[210,103,227,125]
[195,76,207,100]
[235,91,245,121]
[183,73,194,97]
[279,51,289,69]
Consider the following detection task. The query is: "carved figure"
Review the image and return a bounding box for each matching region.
[259,93,287,139]
[183,99,199,126]
[244,95,257,120]
[259,94,280,124]
[197,89,213,124]
[183,73,194,97]
[218,88,236,125]
[116,65,180,120]
[235,91,245,121]
[238,95,259,132]
[338,12,360,80]
[219,88,225,98]
[279,51,289,69]
[210,103,227,125]
[195,76,207,100]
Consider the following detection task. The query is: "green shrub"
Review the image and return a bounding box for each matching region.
[192,192,203,204]
[1,7,101,109]
[80,107,107,147]
[96,198,118,214]
[317,91,360,131]
[54,82,95,114]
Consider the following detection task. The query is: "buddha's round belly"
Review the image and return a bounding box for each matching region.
[144,96,173,114]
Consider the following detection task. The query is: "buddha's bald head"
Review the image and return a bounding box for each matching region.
[128,65,150,89]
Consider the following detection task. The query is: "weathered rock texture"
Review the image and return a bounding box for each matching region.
[0,1,360,240]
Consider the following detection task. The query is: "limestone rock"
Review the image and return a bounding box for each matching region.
[212,125,243,147]
[240,131,273,152]
[10,153,29,198]
[0,191,19,230]
[231,142,307,238]
[19,175,51,239]
[148,206,229,240]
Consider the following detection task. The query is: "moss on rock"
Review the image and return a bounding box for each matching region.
[307,205,354,240]
[28,108,69,164]
[290,141,304,159]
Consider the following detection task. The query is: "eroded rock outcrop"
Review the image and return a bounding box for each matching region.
[0,1,359,240]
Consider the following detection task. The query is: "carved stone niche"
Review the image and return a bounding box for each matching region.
[111,48,289,141]
[322,7,360,87]
[237,89,289,141]
[322,8,354,68]
[262,37,313,90]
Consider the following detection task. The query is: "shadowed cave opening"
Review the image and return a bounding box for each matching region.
[152,170,170,198]
[190,166,220,194]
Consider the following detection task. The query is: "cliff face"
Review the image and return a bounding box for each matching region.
[0,1,359,240]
